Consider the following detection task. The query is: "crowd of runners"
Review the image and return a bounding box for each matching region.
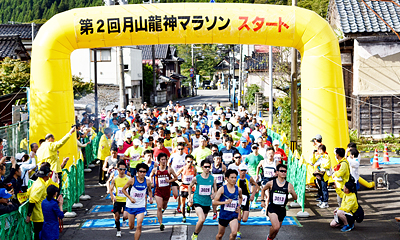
[99,100,296,240]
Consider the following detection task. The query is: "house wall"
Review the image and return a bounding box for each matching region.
[70,47,143,101]
[353,40,400,96]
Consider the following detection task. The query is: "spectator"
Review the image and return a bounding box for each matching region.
[312,145,331,209]
[346,143,360,191]
[98,128,113,184]
[0,188,19,215]
[40,185,64,240]
[330,181,358,232]
[26,165,52,240]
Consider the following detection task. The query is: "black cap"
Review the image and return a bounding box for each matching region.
[37,166,51,178]
[157,138,165,143]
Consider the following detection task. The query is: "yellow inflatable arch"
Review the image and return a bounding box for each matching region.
[30,3,349,167]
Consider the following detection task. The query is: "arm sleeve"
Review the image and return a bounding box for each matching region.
[335,188,344,199]
[3,167,16,183]
[348,158,360,168]
[0,203,19,215]
[321,155,331,170]
[27,202,35,216]
[50,133,72,151]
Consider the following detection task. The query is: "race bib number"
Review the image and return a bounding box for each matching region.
[199,185,212,195]
[158,177,169,187]
[131,154,140,161]
[183,175,193,185]
[203,133,208,136]
[274,154,282,162]
[117,187,125,197]
[224,200,238,212]
[214,174,224,184]
[166,147,173,153]
[175,164,185,171]
[133,192,145,199]
[273,193,286,205]
[226,113,232,118]
[193,143,200,149]
[241,195,248,206]
[222,153,233,164]
[264,168,275,178]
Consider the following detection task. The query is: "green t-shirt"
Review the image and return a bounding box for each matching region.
[125,146,144,168]
[245,153,264,177]
[192,147,212,164]
[193,174,214,206]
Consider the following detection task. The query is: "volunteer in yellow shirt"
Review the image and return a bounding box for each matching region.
[26,165,51,240]
[37,127,75,191]
[98,128,113,184]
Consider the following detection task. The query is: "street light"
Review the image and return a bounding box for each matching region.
[191,44,202,96]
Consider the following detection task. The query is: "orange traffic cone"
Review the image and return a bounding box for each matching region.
[383,144,390,162]
[372,149,382,169]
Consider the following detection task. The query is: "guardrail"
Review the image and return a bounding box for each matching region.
[0,201,33,240]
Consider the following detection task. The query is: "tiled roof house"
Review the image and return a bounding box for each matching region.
[328,0,400,136]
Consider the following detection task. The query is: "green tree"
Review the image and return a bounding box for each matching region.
[72,75,94,99]
[244,84,261,106]
[142,64,154,103]
[0,58,30,96]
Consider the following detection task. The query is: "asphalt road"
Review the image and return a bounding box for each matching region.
[59,89,400,240]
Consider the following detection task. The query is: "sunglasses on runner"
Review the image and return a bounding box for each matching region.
[138,170,147,173]
[186,161,192,163]
[278,170,287,173]
[234,156,241,159]
[118,168,126,171]
[203,165,211,169]
[178,148,184,150]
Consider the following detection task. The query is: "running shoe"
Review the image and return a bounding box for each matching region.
[191,233,198,240]
[213,212,218,220]
[236,231,241,239]
[341,224,352,232]
[251,201,257,209]
[160,223,165,231]
[182,217,186,223]
[187,205,191,214]
[144,210,148,216]
[116,231,122,237]
[261,208,266,215]
[162,208,165,213]
[319,202,329,209]
[177,207,182,213]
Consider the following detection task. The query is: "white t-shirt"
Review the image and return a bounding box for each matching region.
[169,153,187,180]
[251,130,262,140]
[347,156,360,181]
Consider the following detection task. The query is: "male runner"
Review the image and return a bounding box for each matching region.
[176,154,197,222]
[110,160,130,237]
[213,169,243,240]
[256,147,277,213]
[211,152,227,219]
[260,164,297,240]
[169,142,187,213]
[188,159,217,240]
[236,163,258,239]
[244,143,264,208]
[122,163,153,240]
[149,152,178,231]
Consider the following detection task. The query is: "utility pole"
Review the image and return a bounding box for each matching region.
[152,45,157,104]
[268,46,273,127]
[238,44,243,107]
[290,0,298,151]
[93,49,99,132]
[191,44,194,96]
[118,47,126,109]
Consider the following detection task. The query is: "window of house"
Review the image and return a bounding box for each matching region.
[91,48,111,62]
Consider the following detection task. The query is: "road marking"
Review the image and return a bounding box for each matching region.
[171,225,187,240]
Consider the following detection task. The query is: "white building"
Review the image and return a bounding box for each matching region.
[70,47,143,105]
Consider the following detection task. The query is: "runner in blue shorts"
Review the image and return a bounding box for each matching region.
[122,163,153,240]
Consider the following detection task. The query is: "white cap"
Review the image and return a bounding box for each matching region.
[15,152,25,160]
[126,132,132,138]
[177,137,186,143]
[117,139,124,146]
[120,123,125,128]
[273,140,280,146]
[244,127,251,133]
[239,163,248,171]
[133,139,141,145]
[252,110,257,114]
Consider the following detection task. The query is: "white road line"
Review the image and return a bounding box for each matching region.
[170,225,187,240]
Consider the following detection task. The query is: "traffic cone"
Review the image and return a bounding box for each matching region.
[372,149,382,169]
[383,144,390,162]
